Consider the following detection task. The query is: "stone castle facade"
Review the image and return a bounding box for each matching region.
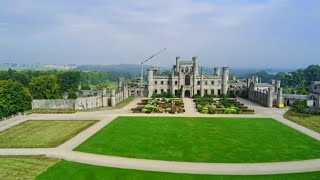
[146,57,229,98]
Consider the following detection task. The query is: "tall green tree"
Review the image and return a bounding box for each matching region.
[57,71,81,93]
[29,75,60,99]
[0,80,32,118]
[0,69,29,86]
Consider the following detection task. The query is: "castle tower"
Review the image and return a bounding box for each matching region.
[192,57,198,95]
[192,56,198,75]
[147,68,155,98]
[176,57,180,73]
[275,80,281,93]
[277,87,283,107]
[214,67,221,76]
[267,87,274,108]
[221,67,229,95]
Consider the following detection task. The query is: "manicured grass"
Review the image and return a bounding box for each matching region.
[284,110,320,134]
[0,156,59,180]
[37,160,320,180]
[76,117,320,163]
[0,120,97,148]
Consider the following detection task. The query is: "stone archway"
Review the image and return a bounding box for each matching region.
[185,90,191,98]
[286,100,290,106]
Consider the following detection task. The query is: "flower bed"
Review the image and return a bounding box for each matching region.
[194,97,254,114]
[131,98,185,114]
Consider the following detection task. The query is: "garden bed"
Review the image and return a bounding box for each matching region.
[131,98,185,114]
[195,97,254,114]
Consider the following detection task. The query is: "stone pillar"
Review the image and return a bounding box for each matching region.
[221,67,229,95]
[267,87,274,108]
[277,88,283,107]
[111,90,116,107]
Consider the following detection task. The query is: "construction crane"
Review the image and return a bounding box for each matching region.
[140,48,167,97]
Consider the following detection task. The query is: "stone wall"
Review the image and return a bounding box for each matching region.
[32,84,129,111]
[32,99,75,110]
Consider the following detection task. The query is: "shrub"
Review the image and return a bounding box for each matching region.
[68,90,78,99]
[292,101,307,113]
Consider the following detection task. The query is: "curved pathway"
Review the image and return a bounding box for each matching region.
[0,148,320,175]
[0,97,320,175]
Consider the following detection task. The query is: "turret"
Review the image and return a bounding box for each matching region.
[176,57,180,73]
[267,87,274,108]
[147,68,156,98]
[221,67,229,95]
[192,56,199,75]
[214,67,221,76]
[277,87,283,108]
[275,80,281,93]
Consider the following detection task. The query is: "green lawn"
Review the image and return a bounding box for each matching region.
[37,160,320,180]
[0,120,97,148]
[76,117,320,163]
[0,156,59,180]
[284,110,320,134]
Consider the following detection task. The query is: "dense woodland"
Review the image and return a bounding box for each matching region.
[0,64,320,118]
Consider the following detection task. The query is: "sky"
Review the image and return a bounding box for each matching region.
[0,0,319,68]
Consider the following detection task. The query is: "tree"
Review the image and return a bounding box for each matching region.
[292,101,307,113]
[68,90,78,99]
[0,69,29,86]
[0,80,32,118]
[96,82,109,90]
[57,71,81,93]
[304,65,320,85]
[29,75,60,99]
[81,83,91,90]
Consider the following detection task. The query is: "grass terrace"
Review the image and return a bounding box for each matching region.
[284,110,320,133]
[0,120,97,148]
[75,117,320,163]
[0,156,59,180]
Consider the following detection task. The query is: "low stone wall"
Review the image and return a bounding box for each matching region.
[32,88,129,111]
[248,90,270,107]
[75,97,107,110]
[32,100,75,110]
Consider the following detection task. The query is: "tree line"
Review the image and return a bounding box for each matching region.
[246,65,320,88]
[0,69,109,118]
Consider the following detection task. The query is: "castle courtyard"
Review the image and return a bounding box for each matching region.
[0,98,320,179]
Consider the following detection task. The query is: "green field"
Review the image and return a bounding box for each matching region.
[0,120,97,148]
[284,110,320,133]
[76,117,320,163]
[37,160,320,180]
[0,156,59,180]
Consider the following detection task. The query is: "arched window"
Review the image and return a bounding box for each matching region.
[185,75,191,85]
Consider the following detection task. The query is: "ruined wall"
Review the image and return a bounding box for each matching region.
[32,85,129,111]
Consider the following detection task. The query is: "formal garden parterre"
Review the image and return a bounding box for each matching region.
[195,96,255,114]
[131,98,185,114]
